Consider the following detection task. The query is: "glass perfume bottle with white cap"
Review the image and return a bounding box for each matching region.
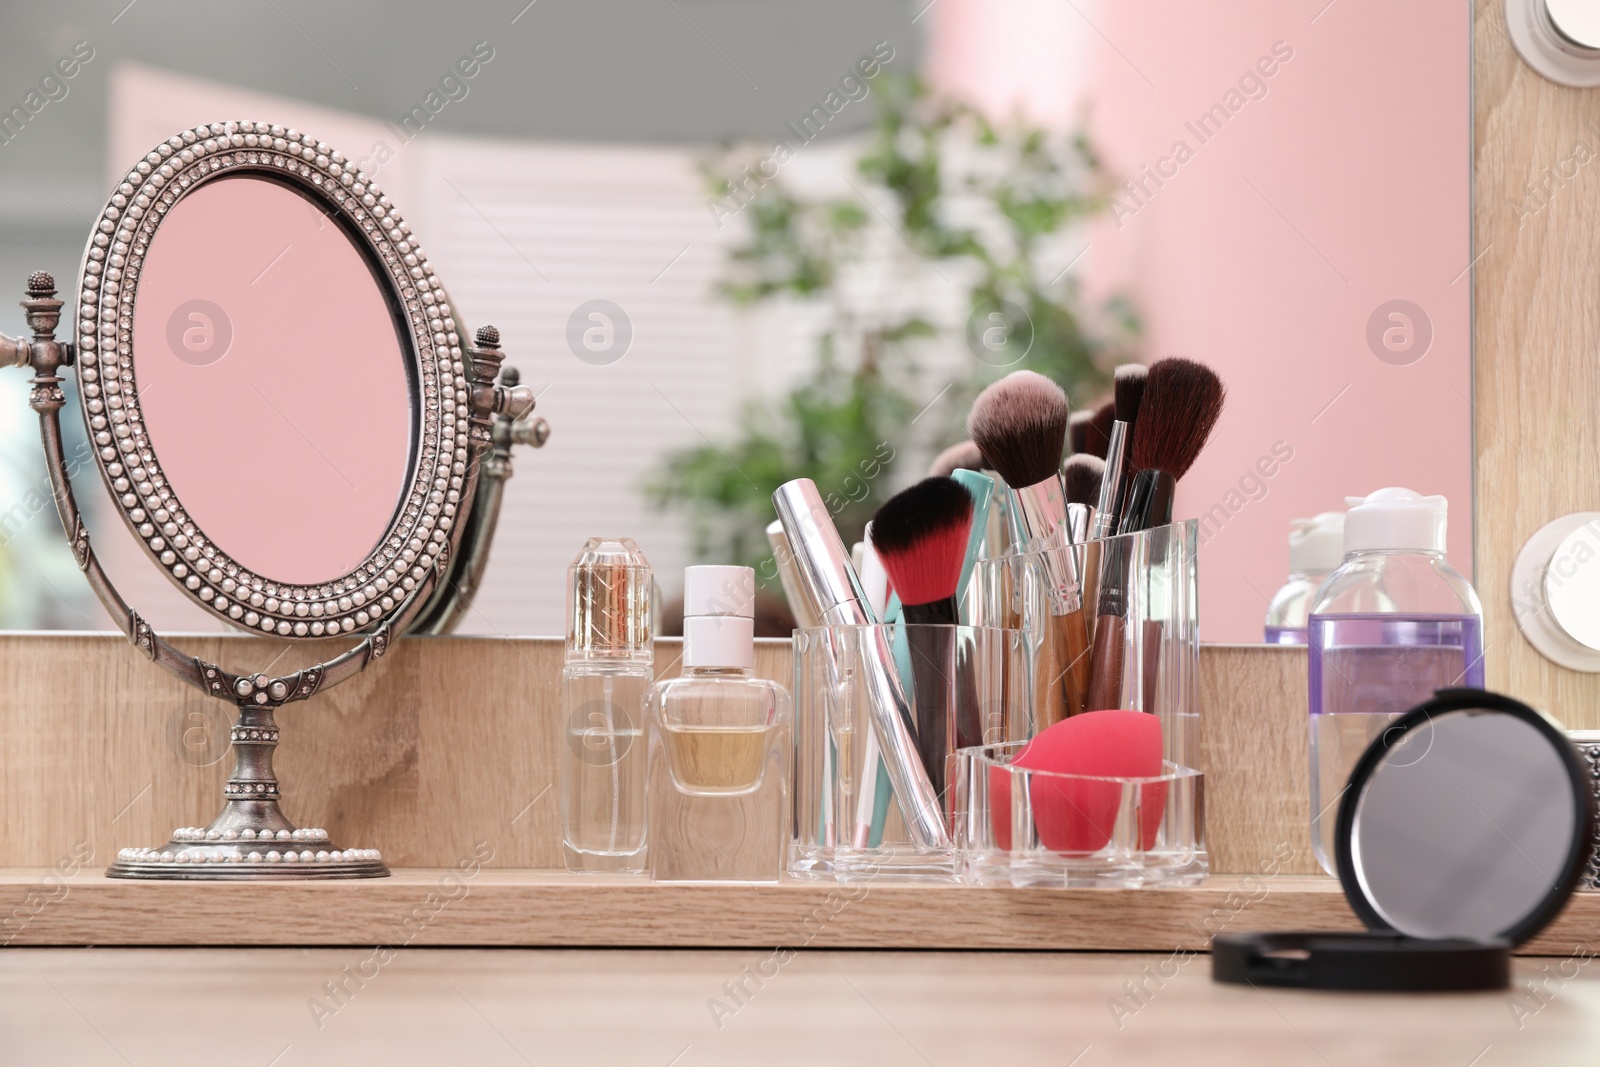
[561,537,654,874]
[1306,488,1484,875]
[1265,511,1345,644]
[646,565,792,883]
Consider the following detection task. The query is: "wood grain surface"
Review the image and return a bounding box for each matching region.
[12,946,1598,1067]
[0,634,1315,876]
[1475,1,1600,725]
[0,870,1362,950]
[0,867,1595,955]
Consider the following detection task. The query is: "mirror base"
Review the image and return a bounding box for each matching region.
[108,826,388,880]
[106,693,391,880]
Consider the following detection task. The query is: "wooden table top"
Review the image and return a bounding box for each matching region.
[3,945,1595,1066]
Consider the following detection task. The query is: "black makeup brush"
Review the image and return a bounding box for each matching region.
[1086,357,1225,711]
[871,477,977,799]
[968,371,1089,723]
[1119,358,1225,533]
[1092,364,1148,540]
[927,439,987,478]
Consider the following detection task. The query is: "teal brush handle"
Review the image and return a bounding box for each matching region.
[869,602,911,848]
[950,469,995,620]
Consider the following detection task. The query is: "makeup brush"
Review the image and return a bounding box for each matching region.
[1063,453,1106,640]
[928,439,986,478]
[1062,455,1104,523]
[968,371,1069,522]
[1119,357,1225,533]
[871,478,977,804]
[927,443,1010,561]
[968,371,1090,723]
[1086,357,1225,711]
[1070,404,1113,461]
[1091,400,1116,459]
[872,477,973,627]
[1068,411,1094,459]
[1092,364,1148,540]
[948,469,996,616]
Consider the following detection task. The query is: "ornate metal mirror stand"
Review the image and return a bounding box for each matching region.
[0,120,547,879]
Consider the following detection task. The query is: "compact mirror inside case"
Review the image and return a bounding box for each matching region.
[1214,690,1596,991]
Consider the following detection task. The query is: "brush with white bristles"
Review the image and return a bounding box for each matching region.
[969,371,1071,544]
[968,371,1090,721]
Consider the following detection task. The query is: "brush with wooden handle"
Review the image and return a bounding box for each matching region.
[968,371,1090,726]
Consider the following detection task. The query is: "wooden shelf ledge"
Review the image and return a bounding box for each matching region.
[1,867,1590,954]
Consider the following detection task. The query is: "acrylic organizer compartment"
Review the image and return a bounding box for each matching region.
[791,623,1029,882]
[960,520,1206,886]
[967,540,1085,738]
[954,743,1205,888]
[971,520,1201,769]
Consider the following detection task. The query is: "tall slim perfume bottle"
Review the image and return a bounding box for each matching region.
[647,565,791,883]
[561,537,654,874]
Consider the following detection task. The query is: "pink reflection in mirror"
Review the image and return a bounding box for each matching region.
[132,176,412,587]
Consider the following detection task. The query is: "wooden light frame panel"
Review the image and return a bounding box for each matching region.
[1476,5,1600,724]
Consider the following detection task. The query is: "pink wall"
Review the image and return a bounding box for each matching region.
[928,0,1472,641]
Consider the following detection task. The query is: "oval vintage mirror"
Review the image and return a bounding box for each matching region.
[1336,690,1594,944]
[1,120,539,880]
[81,127,466,639]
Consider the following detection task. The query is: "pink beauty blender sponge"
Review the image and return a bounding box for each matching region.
[989,710,1166,854]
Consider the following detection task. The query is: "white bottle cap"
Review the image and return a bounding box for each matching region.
[1342,488,1448,554]
[1288,512,1345,574]
[683,565,755,669]
[683,565,755,619]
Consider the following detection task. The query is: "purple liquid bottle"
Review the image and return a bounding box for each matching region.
[1306,489,1482,876]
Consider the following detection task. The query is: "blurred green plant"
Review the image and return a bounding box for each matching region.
[646,75,1139,586]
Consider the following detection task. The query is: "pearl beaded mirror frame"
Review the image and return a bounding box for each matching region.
[0,120,540,879]
[91,126,461,637]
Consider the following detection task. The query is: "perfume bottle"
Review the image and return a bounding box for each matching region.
[561,537,654,874]
[647,565,792,883]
